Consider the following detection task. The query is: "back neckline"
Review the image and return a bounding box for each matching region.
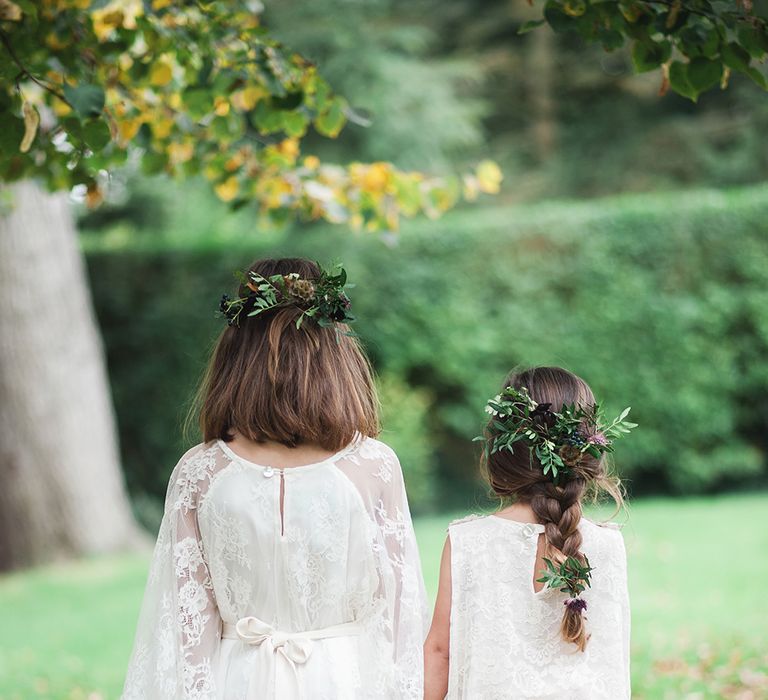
[216,435,361,472]
[488,515,546,533]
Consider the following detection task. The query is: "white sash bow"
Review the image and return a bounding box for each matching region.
[222,615,364,699]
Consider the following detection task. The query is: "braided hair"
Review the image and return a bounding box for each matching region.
[481,366,624,651]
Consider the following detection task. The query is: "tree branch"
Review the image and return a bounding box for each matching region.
[638,0,766,28]
[0,30,71,105]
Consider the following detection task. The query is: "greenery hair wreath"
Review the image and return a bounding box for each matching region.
[476,385,637,484]
[218,263,354,330]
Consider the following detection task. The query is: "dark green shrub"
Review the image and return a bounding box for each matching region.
[84,183,768,516]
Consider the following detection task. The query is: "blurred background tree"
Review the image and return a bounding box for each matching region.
[2,0,767,567]
[0,0,495,571]
[2,2,768,697]
[67,0,768,525]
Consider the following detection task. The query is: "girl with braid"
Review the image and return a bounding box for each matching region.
[424,366,634,700]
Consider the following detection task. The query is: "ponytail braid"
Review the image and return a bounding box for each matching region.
[529,478,591,651]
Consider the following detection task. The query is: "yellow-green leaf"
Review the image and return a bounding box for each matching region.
[149,60,173,87]
[0,0,22,21]
[315,97,346,138]
[476,159,503,194]
[19,102,39,153]
[563,0,586,17]
[214,176,239,202]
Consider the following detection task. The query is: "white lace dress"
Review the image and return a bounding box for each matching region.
[447,515,630,700]
[122,436,428,700]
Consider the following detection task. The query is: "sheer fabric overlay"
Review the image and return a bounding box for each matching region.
[122,436,429,700]
[447,515,631,700]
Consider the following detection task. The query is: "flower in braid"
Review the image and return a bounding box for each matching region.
[479,366,628,652]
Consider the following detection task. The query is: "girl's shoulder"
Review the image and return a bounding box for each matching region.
[588,518,623,531]
[351,434,400,462]
[171,440,221,472]
[581,518,628,558]
[447,513,518,537]
[448,513,486,530]
[582,517,626,538]
[163,440,233,509]
[337,434,404,478]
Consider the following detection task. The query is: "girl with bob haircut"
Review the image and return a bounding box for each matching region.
[424,366,633,700]
[123,257,428,700]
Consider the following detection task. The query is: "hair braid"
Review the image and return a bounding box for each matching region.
[530,478,590,651]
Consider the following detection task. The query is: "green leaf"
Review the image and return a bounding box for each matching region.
[518,18,546,34]
[182,87,212,120]
[81,119,112,151]
[631,40,671,72]
[744,66,768,90]
[0,116,25,154]
[62,84,105,119]
[618,407,631,421]
[251,102,285,134]
[61,116,83,140]
[315,96,346,138]
[721,42,751,72]
[0,56,20,81]
[656,4,688,34]
[197,58,214,85]
[721,42,767,89]
[687,57,722,93]
[598,29,625,51]
[140,151,168,176]
[543,1,574,32]
[738,25,768,59]
[669,61,698,101]
[283,110,309,137]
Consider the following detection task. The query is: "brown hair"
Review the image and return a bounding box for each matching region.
[482,366,624,652]
[190,257,379,450]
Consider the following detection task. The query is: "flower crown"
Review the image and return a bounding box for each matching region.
[218,263,354,329]
[476,385,637,484]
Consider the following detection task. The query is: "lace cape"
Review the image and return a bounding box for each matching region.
[122,436,428,699]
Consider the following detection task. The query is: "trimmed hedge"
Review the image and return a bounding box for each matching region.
[83,183,768,517]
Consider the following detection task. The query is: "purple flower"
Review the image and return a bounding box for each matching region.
[588,431,609,447]
[564,597,588,614]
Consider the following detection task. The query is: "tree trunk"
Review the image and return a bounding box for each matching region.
[527,22,557,161]
[0,180,144,571]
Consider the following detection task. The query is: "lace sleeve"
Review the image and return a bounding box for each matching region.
[122,445,222,700]
[336,438,429,699]
[372,444,430,699]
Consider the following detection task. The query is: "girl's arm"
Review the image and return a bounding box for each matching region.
[122,447,222,700]
[424,536,452,700]
[376,448,430,698]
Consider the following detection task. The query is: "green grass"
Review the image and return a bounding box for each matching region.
[1,494,766,699]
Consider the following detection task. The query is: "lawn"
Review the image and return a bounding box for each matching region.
[0,494,766,700]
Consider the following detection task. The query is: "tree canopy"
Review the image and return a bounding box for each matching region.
[0,0,501,231]
[2,0,766,227]
[534,0,768,100]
